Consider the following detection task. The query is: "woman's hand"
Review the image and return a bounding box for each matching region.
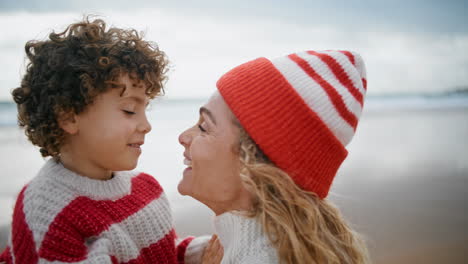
[201,234,223,264]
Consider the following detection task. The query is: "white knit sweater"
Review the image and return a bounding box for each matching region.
[214,212,279,264]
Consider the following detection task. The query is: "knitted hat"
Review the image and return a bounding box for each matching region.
[217,50,367,199]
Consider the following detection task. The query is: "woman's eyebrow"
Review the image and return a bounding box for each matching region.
[199,107,217,125]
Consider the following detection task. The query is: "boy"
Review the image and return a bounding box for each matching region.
[0,17,208,263]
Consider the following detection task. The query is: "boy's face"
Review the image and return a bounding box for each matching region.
[71,74,152,172]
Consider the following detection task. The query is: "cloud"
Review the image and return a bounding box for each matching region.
[2,0,467,34]
[0,9,467,101]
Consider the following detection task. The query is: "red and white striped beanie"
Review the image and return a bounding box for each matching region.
[217,50,367,198]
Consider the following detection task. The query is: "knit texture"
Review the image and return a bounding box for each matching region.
[0,159,204,264]
[214,212,278,264]
[217,50,367,198]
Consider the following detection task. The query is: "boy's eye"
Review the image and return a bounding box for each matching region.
[123,110,136,115]
[198,124,206,132]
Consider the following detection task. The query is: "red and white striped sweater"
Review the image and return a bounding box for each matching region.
[0,159,208,264]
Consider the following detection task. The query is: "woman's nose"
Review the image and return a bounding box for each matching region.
[178,128,191,146]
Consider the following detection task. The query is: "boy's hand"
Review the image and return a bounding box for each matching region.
[201,235,223,264]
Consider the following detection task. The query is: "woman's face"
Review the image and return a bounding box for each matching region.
[178,92,252,215]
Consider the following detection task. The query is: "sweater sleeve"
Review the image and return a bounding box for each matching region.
[176,236,211,264]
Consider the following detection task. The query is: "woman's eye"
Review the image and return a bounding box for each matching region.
[123,110,136,115]
[198,124,206,132]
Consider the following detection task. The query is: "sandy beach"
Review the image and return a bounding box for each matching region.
[1,100,467,263]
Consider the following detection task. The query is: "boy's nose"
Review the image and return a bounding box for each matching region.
[139,115,152,134]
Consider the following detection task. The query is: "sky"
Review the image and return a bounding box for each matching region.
[0,0,467,101]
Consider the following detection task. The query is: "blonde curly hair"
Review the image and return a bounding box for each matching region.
[236,126,370,264]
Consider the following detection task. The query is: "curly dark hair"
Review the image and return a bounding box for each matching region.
[12,17,169,158]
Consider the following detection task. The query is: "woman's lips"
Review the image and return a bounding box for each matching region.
[183,158,192,167]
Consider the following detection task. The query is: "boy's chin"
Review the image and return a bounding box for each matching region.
[115,160,138,171]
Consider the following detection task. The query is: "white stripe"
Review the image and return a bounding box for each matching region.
[297,51,362,119]
[271,55,354,145]
[351,51,367,81]
[95,193,173,262]
[24,174,79,251]
[38,250,112,264]
[320,51,366,95]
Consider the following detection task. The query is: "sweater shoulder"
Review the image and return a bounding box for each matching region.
[133,172,163,188]
[21,172,78,219]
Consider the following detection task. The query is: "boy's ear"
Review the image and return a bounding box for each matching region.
[58,112,79,135]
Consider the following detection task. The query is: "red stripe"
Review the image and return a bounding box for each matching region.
[307,51,364,107]
[338,50,367,91]
[39,173,163,262]
[338,50,355,65]
[0,246,13,264]
[11,186,39,264]
[289,53,358,130]
[122,229,177,264]
[177,237,195,263]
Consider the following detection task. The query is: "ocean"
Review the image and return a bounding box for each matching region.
[1,96,468,263]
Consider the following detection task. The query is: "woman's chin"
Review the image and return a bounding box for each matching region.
[178,167,194,195]
[177,180,191,196]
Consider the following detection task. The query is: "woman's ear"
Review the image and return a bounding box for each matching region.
[58,111,79,135]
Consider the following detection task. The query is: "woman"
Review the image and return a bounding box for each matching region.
[180,50,370,264]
